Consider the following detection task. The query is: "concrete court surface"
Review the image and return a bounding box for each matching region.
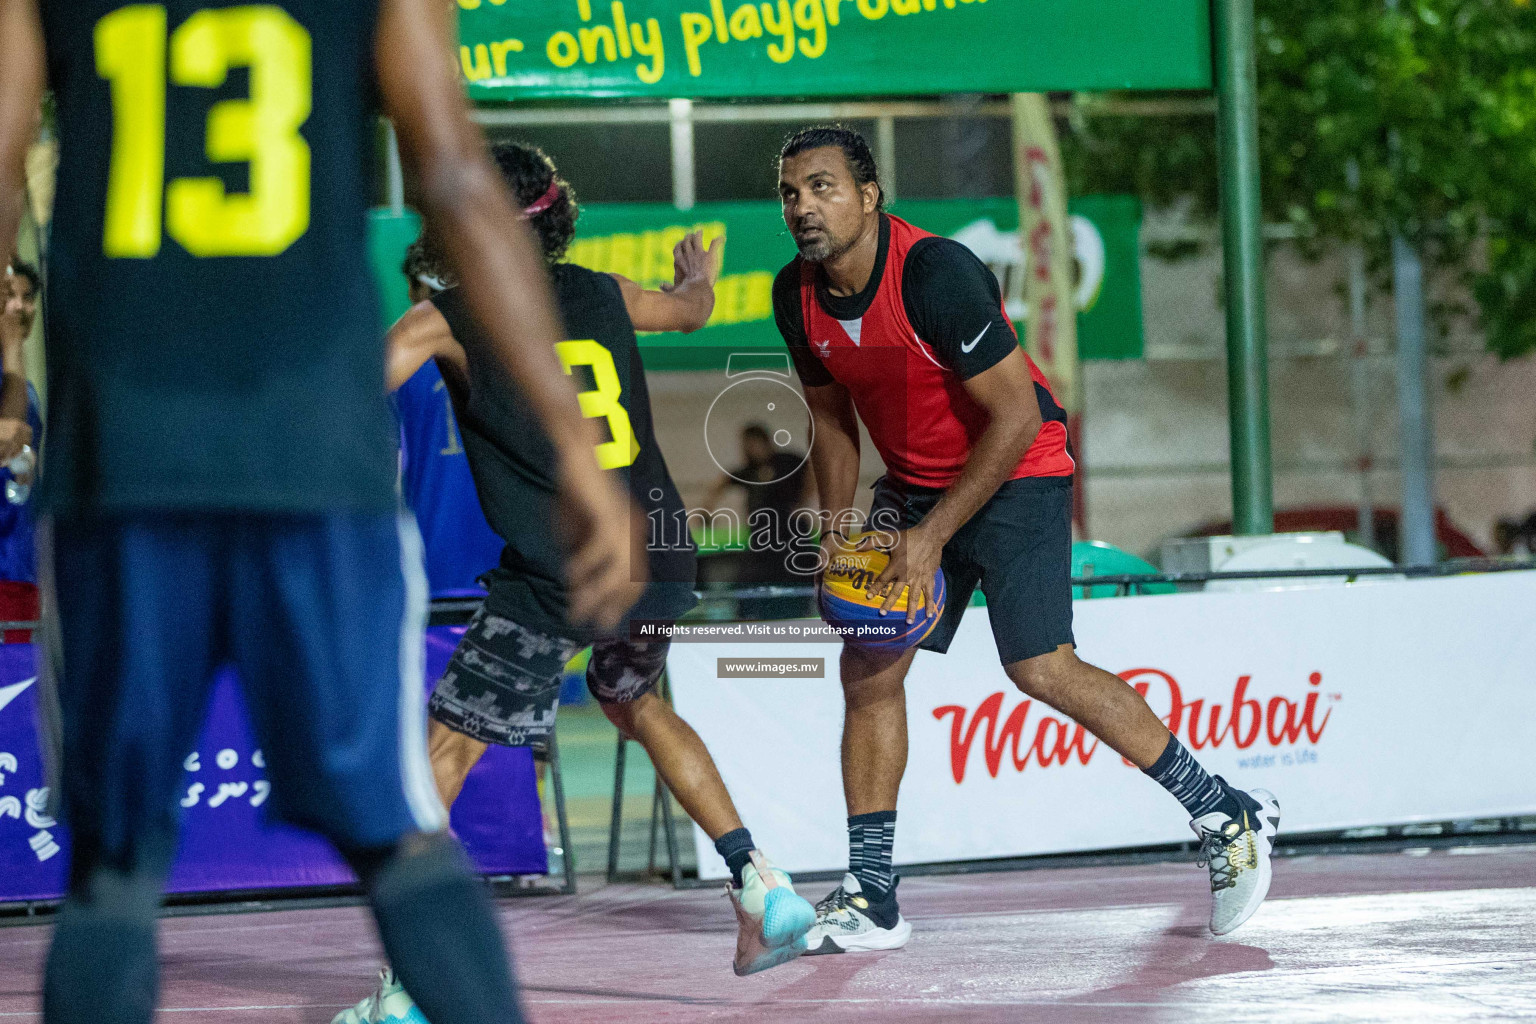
[0,844,1532,1023]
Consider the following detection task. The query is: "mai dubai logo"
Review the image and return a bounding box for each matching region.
[934,669,1337,785]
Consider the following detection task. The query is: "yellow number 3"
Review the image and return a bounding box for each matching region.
[556,340,641,471]
[96,4,312,259]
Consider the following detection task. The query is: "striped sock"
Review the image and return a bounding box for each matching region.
[1144,735,1238,820]
[847,811,897,896]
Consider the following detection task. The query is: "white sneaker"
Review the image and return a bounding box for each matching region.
[726,851,817,976]
[1192,783,1281,936]
[804,873,912,955]
[331,968,427,1024]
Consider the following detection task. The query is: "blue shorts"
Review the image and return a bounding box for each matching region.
[38,512,446,869]
[868,475,1076,665]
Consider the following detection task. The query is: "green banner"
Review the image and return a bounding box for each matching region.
[568,195,1142,370]
[456,0,1212,100]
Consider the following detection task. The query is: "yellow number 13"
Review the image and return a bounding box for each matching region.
[95,4,312,259]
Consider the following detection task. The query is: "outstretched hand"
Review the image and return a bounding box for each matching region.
[662,230,722,292]
[864,526,943,626]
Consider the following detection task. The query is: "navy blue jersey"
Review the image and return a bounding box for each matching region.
[39,0,394,512]
[395,360,502,597]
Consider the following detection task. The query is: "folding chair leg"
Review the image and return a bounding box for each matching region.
[547,729,577,895]
[606,733,628,884]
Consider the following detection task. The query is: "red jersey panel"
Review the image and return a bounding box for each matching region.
[798,215,1073,489]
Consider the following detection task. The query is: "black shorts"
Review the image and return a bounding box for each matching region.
[428,606,672,752]
[868,474,1075,665]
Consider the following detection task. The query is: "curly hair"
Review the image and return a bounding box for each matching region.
[489,142,579,263]
[401,233,454,291]
[778,125,884,210]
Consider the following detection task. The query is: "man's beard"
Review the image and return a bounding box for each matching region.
[794,233,832,261]
[794,227,852,264]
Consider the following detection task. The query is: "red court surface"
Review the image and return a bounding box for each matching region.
[2,845,1533,1023]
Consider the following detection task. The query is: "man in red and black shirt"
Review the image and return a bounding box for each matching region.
[773,127,1279,954]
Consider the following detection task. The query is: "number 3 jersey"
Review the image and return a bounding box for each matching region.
[429,265,697,642]
[38,1,395,513]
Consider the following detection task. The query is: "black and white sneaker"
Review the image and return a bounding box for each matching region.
[1192,780,1281,936]
[803,873,911,955]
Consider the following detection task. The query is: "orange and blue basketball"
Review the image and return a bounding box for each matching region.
[818,533,946,652]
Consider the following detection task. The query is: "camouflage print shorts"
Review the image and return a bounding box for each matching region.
[427,609,581,754]
[428,609,674,752]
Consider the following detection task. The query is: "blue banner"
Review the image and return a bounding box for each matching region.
[0,628,545,903]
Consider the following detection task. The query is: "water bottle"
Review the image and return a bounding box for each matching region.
[5,445,33,505]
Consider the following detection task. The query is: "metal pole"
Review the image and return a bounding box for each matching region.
[1381,0,1435,566]
[875,114,897,204]
[384,121,404,216]
[669,98,696,212]
[1212,0,1273,535]
[1392,234,1436,564]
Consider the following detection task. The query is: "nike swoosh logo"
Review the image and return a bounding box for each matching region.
[960,323,991,353]
[0,677,36,715]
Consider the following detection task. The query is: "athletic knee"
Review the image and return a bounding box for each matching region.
[599,689,662,739]
[840,648,909,704]
[1006,649,1080,705]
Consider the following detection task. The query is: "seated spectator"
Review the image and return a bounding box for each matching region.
[0,260,42,641]
[394,239,502,597]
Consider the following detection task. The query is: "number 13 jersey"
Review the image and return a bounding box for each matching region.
[39,0,394,513]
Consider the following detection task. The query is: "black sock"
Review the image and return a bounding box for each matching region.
[1144,735,1241,820]
[356,833,526,1024]
[44,896,159,1024]
[847,810,897,897]
[44,848,169,1024]
[713,827,756,887]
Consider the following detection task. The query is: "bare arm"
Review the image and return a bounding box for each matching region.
[870,349,1042,621]
[385,301,466,394]
[375,0,642,628]
[0,0,43,443]
[912,349,1041,544]
[803,380,862,547]
[613,231,721,334]
[0,293,30,464]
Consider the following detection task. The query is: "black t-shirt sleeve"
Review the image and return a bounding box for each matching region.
[772,261,835,389]
[902,237,1019,380]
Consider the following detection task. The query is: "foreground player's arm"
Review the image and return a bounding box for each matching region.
[803,382,862,539]
[0,0,43,445]
[773,264,862,549]
[385,302,469,394]
[613,230,721,334]
[870,241,1042,621]
[375,0,643,629]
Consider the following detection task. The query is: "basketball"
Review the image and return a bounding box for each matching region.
[818,533,946,652]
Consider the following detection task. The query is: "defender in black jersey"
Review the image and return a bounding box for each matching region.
[350,145,816,1001]
[0,3,641,1022]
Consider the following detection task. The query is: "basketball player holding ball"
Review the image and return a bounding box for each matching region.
[772,126,1281,954]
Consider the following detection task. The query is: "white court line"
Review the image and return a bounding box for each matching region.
[0,1006,353,1018]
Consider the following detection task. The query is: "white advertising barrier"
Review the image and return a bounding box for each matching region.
[669,572,1536,881]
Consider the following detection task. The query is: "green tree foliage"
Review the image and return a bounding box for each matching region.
[1061,0,1536,358]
